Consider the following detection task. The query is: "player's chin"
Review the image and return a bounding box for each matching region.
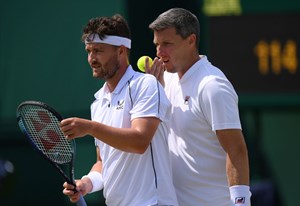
[92,71,101,78]
[163,63,175,73]
[92,72,98,78]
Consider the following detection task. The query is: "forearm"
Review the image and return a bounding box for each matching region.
[89,117,159,154]
[216,129,251,205]
[81,159,103,193]
[226,151,250,186]
[227,151,251,206]
[89,122,149,153]
[217,129,250,186]
[61,117,159,154]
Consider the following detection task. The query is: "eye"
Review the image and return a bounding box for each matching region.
[85,47,91,54]
[94,48,105,53]
[163,42,172,46]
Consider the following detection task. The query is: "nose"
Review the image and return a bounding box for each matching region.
[89,52,95,59]
[88,52,96,63]
[156,45,163,58]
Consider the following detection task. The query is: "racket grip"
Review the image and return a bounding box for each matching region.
[76,195,87,206]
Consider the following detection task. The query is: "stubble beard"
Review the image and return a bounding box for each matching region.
[93,61,120,81]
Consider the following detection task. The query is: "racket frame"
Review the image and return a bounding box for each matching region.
[16,100,76,186]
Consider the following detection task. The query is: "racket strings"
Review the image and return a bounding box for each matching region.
[19,105,73,164]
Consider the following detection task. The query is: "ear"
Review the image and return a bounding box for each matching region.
[117,45,129,64]
[188,34,197,46]
[118,45,126,56]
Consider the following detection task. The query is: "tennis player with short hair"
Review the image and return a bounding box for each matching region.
[147,8,251,206]
[61,14,178,206]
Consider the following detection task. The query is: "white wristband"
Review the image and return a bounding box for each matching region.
[229,185,251,206]
[81,171,104,193]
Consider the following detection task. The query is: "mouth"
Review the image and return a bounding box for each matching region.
[91,64,100,70]
[162,59,169,66]
[160,57,169,63]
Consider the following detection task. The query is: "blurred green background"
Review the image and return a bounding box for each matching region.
[1,0,300,205]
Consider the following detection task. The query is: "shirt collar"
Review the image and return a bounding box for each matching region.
[180,55,208,83]
[111,65,135,94]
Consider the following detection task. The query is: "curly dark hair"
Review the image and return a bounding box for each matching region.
[81,14,131,42]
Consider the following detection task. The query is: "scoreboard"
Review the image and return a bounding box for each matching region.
[208,13,300,94]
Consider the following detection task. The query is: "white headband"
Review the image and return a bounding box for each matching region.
[85,34,131,49]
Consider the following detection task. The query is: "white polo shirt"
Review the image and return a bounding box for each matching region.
[164,56,241,206]
[91,66,178,206]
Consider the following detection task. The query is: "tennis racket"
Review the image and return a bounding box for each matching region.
[16,100,87,206]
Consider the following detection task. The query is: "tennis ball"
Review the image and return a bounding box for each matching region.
[137,56,153,72]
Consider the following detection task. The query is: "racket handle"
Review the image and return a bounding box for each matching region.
[76,195,87,206]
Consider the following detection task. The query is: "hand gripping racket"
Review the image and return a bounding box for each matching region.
[16,101,87,206]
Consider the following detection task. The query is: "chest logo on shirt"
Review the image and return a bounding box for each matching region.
[116,100,125,110]
[184,96,190,105]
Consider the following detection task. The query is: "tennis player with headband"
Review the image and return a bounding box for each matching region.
[60,14,178,206]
